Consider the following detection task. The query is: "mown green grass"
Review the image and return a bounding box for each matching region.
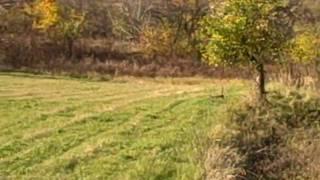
[0,73,248,179]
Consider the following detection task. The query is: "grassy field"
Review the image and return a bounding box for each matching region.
[0,73,248,179]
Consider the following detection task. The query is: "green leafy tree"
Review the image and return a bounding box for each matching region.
[198,0,299,99]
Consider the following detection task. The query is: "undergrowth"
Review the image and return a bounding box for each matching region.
[206,90,320,179]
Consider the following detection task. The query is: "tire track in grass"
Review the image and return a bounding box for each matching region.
[0,74,240,178]
[106,97,229,179]
[30,93,211,178]
[0,75,242,177]
[64,97,213,178]
[24,85,205,137]
[0,86,170,143]
[0,93,159,160]
[0,99,60,128]
[91,93,235,179]
[0,85,159,130]
[0,90,201,176]
[26,94,199,177]
[0,110,138,175]
[0,92,134,133]
[0,76,157,101]
[0,87,205,168]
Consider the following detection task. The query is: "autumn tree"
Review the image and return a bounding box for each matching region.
[198,0,299,99]
[289,30,319,64]
[288,27,320,87]
[26,0,84,58]
[27,0,60,31]
[56,7,85,58]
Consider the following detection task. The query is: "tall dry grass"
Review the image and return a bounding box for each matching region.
[204,90,320,180]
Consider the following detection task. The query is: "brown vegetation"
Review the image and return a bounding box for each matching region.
[205,91,320,179]
[0,0,319,81]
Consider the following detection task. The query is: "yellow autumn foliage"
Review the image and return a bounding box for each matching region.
[26,0,60,31]
[24,0,85,39]
[139,23,175,58]
[290,31,320,64]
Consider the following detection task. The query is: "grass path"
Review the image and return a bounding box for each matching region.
[0,73,248,179]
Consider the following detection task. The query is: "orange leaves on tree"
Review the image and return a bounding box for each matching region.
[27,0,60,31]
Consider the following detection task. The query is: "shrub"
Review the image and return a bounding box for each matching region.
[206,91,320,179]
[139,23,175,58]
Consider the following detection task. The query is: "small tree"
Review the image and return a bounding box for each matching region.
[139,22,176,58]
[198,0,298,99]
[56,8,85,58]
[288,28,320,87]
[289,29,320,64]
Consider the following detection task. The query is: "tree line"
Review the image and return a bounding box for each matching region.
[0,0,319,96]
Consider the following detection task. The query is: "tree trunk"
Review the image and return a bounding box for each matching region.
[65,37,73,59]
[256,63,266,100]
[316,57,320,89]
